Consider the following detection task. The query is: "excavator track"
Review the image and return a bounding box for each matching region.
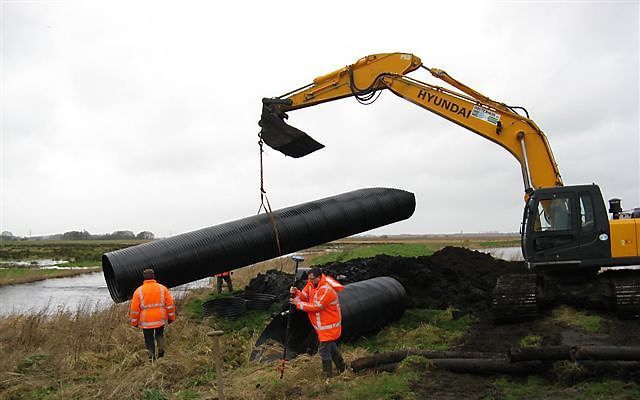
[492,274,538,324]
[611,271,640,319]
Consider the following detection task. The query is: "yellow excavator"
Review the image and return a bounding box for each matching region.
[258,52,639,322]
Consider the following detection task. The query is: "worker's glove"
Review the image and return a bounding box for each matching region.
[289,298,300,308]
[290,287,299,295]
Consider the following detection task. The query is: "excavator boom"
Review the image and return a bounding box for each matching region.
[259,52,562,192]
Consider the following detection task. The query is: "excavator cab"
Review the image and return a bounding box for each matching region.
[522,184,612,269]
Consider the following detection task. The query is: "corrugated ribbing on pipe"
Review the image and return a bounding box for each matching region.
[251,276,407,360]
[339,276,407,342]
[102,188,415,302]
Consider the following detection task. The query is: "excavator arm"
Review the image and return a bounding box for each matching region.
[259,52,563,193]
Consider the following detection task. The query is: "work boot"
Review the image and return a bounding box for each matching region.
[322,359,333,378]
[332,352,346,374]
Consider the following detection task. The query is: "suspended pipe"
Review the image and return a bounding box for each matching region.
[251,276,407,361]
[102,188,415,302]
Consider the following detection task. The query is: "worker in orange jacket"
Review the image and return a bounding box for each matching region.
[290,267,346,378]
[130,268,176,360]
[215,271,233,294]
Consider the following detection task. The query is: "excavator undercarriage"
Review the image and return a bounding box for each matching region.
[492,268,640,324]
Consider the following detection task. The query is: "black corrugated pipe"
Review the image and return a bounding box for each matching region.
[251,276,407,361]
[103,188,415,302]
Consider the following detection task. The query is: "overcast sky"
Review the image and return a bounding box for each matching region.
[1,1,638,238]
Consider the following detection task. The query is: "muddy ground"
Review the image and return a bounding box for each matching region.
[246,247,640,398]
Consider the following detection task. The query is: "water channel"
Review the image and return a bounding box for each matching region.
[0,272,210,316]
[0,247,524,316]
[479,247,523,261]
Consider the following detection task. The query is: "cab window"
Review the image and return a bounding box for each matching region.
[579,194,595,231]
[534,197,572,232]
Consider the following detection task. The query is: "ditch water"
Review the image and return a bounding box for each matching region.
[478,247,523,261]
[0,272,211,316]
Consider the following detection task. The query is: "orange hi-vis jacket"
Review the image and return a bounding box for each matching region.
[293,274,344,342]
[129,279,176,329]
[215,271,230,277]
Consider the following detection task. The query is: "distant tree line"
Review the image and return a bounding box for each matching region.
[0,230,155,241]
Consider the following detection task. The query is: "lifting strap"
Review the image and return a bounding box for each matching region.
[257,135,284,271]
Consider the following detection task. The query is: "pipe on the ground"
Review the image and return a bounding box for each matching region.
[251,276,407,361]
[102,188,415,302]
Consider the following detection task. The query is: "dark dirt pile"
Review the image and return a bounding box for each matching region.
[320,246,526,313]
[246,246,527,314]
[245,269,296,302]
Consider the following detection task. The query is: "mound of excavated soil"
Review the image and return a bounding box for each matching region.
[320,246,526,313]
[246,246,527,314]
[244,269,295,301]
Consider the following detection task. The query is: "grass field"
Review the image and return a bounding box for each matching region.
[1,237,638,399]
[0,239,147,261]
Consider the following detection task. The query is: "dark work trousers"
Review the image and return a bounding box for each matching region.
[217,275,233,293]
[318,340,345,371]
[318,341,340,362]
[143,326,165,360]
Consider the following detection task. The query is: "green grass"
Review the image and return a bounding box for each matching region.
[352,308,474,352]
[178,389,201,400]
[519,334,543,347]
[338,371,417,400]
[551,306,602,333]
[142,387,167,400]
[580,380,640,399]
[0,239,145,262]
[325,356,427,400]
[310,243,435,265]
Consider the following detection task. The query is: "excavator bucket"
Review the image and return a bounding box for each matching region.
[259,98,324,158]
